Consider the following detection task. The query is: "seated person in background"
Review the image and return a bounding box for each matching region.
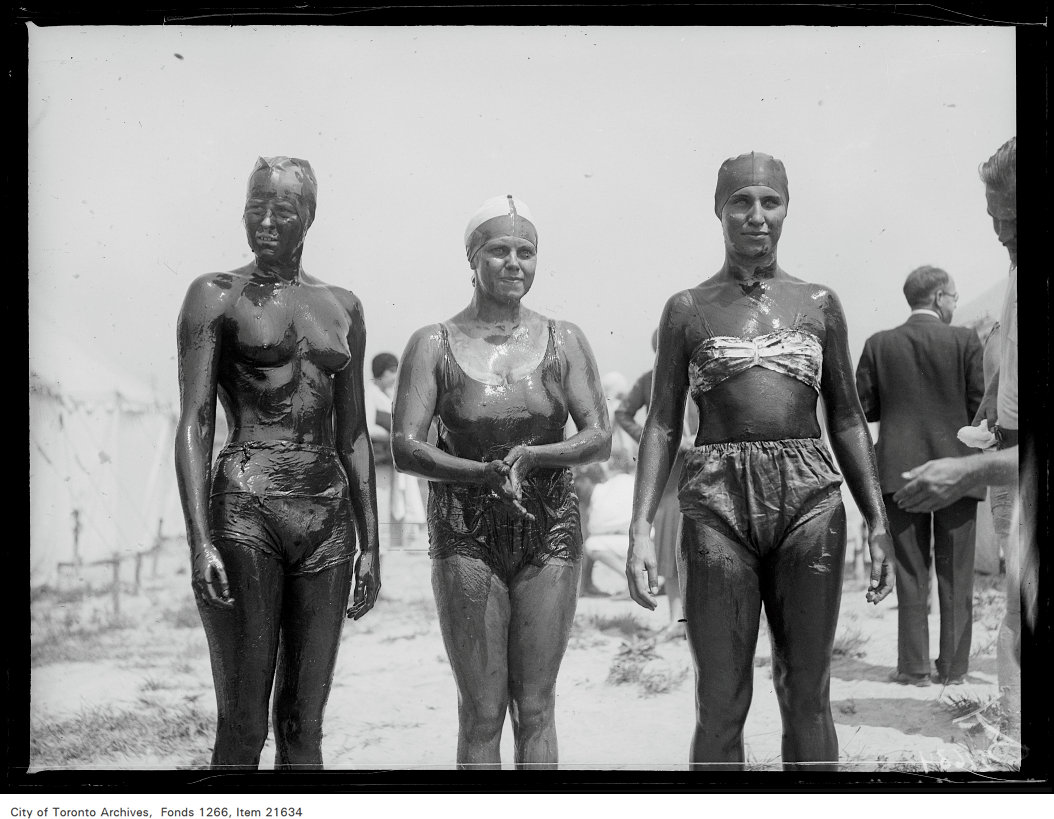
[583,449,637,594]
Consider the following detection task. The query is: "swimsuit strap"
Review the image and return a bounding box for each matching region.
[437,321,457,384]
[687,288,717,338]
[542,318,564,380]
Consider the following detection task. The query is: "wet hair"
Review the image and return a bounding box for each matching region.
[371,352,398,379]
[979,137,1016,195]
[246,156,318,229]
[903,265,950,308]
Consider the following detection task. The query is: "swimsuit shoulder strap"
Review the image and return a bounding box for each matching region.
[686,288,717,338]
[543,317,564,379]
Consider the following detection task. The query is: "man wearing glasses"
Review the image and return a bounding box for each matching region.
[855,266,985,686]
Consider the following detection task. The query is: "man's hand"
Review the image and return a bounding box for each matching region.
[893,457,976,513]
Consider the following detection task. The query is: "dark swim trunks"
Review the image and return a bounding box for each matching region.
[677,437,843,555]
[209,440,355,575]
[427,466,582,585]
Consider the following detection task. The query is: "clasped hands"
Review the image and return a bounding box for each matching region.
[482,444,537,521]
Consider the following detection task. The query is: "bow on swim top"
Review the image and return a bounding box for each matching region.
[686,290,823,397]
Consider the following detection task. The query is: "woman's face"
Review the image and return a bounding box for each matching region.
[720,185,787,260]
[474,235,538,302]
[243,168,308,263]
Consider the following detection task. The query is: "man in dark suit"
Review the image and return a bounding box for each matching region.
[856,266,985,686]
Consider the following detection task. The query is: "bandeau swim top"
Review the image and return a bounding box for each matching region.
[686,290,823,396]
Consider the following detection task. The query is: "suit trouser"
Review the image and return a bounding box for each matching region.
[884,495,978,678]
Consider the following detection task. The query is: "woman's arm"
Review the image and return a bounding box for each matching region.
[614,371,651,444]
[626,293,692,609]
[819,287,894,604]
[391,325,512,492]
[332,290,381,619]
[174,274,233,609]
[503,321,612,479]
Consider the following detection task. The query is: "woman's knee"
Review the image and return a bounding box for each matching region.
[508,686,555,732]
[772,671,829,719]
[215,710,269,756]
[458,696,508,743]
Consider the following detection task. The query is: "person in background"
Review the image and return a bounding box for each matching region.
[364,352,398,548]
[855,265,985,687]
[894,136,1030,734]
[365,352,428,550]
[582,447,637,593]
[616,329,697,639]
[577,371,636,597]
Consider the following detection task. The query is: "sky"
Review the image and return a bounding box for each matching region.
[28,25,1016,408]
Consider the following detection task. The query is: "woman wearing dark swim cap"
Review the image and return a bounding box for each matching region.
[175,157,380,769]
[391,195,610,769]
[627,153,894,771]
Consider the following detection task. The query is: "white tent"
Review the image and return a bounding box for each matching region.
[29,327,184,590]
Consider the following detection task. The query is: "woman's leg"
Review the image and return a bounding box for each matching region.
[762,499,846,772]
[196,543,284,769]
[432,554,512,769]
[680,518,762,770]
[506,559,581,770]
[271,560,354,770]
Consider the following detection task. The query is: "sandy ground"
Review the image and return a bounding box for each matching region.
[29,542,1013,772]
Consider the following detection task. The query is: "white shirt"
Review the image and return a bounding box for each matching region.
[997,267,1018,430]
[587,473,636,535]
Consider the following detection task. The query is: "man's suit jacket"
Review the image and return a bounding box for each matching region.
[855,313,985,499]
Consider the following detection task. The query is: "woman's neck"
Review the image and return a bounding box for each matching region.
[468,289,525,329]
[721,254,781,284]
[253,254,303,283]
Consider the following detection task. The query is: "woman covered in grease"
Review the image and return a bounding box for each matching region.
[175,156,380,769]
[627,153,895,771]
[391,195,610,769]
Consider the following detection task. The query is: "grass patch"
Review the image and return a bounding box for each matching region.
[831,625,869,659]
[970,631,999,659]
[638,661,689,696]
[31,701,214,768]
[166,599,202,629]
[586,612,651,639]
[607,637,660,685]
[140,675,175,693]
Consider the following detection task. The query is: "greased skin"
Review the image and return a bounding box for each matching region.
[629,154,893,773]
[426,320,582,581]
[175,157,379,770]
[390,197,609,769]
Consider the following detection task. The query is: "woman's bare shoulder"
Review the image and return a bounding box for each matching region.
[180,265,253,318]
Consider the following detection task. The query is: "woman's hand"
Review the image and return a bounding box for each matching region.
[626,527,659,610]
[503,445,537,494]
[483,454,535,521]
[348,549,381,620]
[191,543,234,609]
[865,528,895,604]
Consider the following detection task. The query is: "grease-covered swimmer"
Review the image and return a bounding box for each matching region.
[175,157,380,769]
[391,195,611,769]
[627,153,894,771]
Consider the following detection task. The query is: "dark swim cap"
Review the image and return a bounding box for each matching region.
[714,152,789,217]
[246,156,319,229]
